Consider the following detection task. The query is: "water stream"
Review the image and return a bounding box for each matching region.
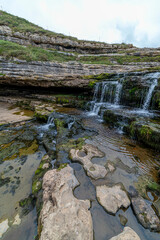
[89,72,160,118]
[0,83,160,240]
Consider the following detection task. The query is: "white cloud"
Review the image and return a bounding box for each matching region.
[1,0,160,47]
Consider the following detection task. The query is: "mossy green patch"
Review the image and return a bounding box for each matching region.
[32,155,51,196]
[84,73,114,80]
[88,80,98,88]
[19,140,38,156]
[34,112,48,123]
[57,163,68,171]
[61,137,88,153]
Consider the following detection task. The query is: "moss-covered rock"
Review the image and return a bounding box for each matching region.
[126,121,160,151]
[34,112,48,123]
[32,154,51,196]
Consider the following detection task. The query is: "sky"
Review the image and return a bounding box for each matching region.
[0,0,160,48]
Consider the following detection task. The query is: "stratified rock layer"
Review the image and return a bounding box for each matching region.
[39,165,93,240]
[109,227,141,240]
[96,185,130,214]
[0,25,134,54]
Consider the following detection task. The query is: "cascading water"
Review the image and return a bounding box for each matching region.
[114,80,123,106]
[131,72,160,115]
[89,75,124,116]
[142,78,158,111]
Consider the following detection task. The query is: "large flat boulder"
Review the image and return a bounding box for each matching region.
[39,165,93,240]
[96,185,130,214]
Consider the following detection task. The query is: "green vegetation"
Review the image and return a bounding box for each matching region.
[88,80,98,88]
[0,10,106,44]
[34,112,48,123]
[61,137,88,152]
[79,54,160,65]
[0,40,76,62]
[84,73,114,80]
[140,125,152,140]
[57,163,68,171]
[0,10,77,40]
[2,39,160,65]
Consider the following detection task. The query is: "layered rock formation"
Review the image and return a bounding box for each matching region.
[0,25,134,54]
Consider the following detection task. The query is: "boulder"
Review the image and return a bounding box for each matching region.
[70,144,107,179]
[129,186,160,231]
[39,165,93,240]
[96,185,130,214]
[109,227,141,240]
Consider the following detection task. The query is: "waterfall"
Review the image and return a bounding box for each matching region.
[89,76,124,116]
[47,115,55,125]
[114,81,123,106]
[142,78,158,111]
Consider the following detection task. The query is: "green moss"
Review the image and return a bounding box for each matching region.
[19,194,36,216]
[84,73,114,80]
[129,87,139,95]
[147,182,160,194]
[0,72,5,76]
[140,125,152,140]
[32,180,42,195]
[57,163,68,171]
[32,156,51,195]
[61,137,87,152]
[54,119,65,128]
[88,80,98,88]
[34,112,48,123]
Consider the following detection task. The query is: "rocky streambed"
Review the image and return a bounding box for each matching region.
[0,88,160,240]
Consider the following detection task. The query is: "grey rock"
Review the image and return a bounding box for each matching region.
[39,165,93,240]
[109,227,141,240]
[131,194,160,231]
[96,185,130,214]
[70,144,107,179]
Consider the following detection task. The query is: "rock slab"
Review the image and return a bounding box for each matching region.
[70,144,107,179]
[39,165,93,240]
[129,186,160,232]
[109,227,141,240]
[96,185,130,214]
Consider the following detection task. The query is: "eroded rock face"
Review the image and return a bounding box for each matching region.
[70,144,107,179]
[96,185,130,214]
[109,227,141,240]
[0,25,134,54]
[129,186,160,232]
[39,165,93,240]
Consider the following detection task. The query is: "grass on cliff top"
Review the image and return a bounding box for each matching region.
[1,39,160,65]
[0,40,76,62]
[0,10,107,44]
[0,10,78,41]
[79,54,160,65]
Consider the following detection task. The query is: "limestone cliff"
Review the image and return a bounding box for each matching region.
[1,10,160,90]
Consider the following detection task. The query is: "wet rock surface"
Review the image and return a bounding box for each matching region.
[129,186,160,231]
[96,185,130,214]
[109,227,141,240]
[70,144,107,179]
[39,165,93,240]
